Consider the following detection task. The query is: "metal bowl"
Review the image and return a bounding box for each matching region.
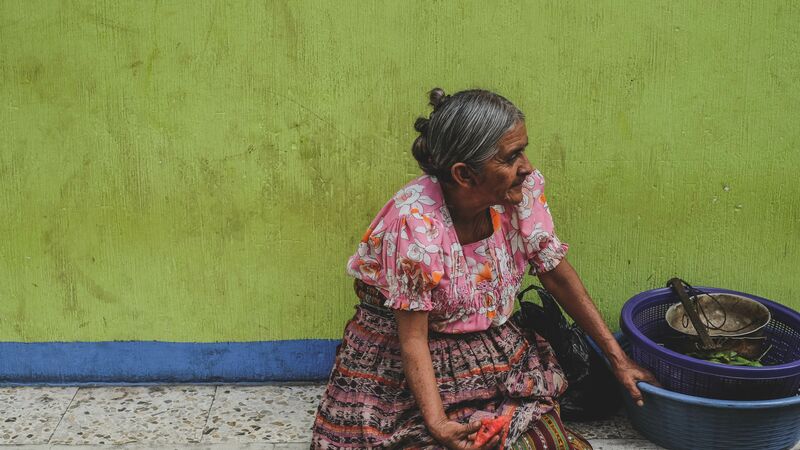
[665,293,771,337]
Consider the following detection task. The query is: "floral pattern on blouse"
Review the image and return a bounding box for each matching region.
[346,170,568,334]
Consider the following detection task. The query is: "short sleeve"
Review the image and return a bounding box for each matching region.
[347,213,445,312]
[512,170,569,275]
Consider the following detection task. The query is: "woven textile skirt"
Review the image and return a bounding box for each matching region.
[312,284,590,449]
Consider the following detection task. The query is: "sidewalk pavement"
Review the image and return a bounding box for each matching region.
[1,383,666,449]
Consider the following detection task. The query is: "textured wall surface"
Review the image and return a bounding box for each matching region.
[1,1,798,342]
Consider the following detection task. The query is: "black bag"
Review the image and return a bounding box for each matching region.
[513,285,622,421]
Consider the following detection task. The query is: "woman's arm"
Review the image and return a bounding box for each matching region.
[394,310,447,430]
[394,310,499,449]
[537,258,658,406]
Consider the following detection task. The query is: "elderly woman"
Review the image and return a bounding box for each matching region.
[312,88,656,449]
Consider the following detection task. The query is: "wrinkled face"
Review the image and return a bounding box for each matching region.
[474,121,533,205]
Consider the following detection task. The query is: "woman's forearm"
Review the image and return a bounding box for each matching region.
[394,310,448,432]
[537,258,628,367]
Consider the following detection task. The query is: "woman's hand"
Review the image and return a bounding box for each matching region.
[430,419,501,450]
[611,356,660,406]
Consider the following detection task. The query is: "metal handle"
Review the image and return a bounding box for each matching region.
[668,278,717,350]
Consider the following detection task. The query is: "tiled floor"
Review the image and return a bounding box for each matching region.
[203,386,323,443]
[0,382,751,449]
[0,386,76,445]
[50,386,215,445]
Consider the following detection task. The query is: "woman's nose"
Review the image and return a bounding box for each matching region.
[519,153,533,176]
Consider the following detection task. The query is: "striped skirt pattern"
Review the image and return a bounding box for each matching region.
[312,288,589,449]
[511,405,593,450]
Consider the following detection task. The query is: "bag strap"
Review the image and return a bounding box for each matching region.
[516,284,549,304]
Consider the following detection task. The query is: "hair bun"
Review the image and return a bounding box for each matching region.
[428,87,449,110]
[414,117,429,134]
[411,136,435,174]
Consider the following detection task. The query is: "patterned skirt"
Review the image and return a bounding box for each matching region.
[312,282,591,449]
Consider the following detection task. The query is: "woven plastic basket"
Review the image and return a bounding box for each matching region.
[600,334,800,450]
[620,286,800,400]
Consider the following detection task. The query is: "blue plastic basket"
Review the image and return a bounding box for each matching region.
[603,334,800,450]
[620,286,800,400]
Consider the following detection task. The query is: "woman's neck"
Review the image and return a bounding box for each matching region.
[440,182,493,244]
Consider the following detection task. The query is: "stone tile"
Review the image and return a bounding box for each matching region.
[49,385,215,445]
[202,384,324,443]
[565,411,643,440]
[0,386,77,444]
[39,445,278,450]
[590,439,666,449]
[273,444,314,450]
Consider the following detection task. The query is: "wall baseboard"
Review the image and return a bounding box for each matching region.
[0,340,339,385]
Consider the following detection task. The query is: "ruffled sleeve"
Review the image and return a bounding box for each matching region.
[347,207,446,312]
[511,170,569,275]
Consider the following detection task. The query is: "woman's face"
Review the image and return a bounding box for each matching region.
[474,121,533,205]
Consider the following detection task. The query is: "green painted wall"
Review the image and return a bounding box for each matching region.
[1,1,798,342]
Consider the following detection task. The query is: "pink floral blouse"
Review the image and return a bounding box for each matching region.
[347,169,569,334]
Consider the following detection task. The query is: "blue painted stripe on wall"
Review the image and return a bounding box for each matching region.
[0,340,339,385]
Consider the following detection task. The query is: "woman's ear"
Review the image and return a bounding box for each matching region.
[450,163,475,188]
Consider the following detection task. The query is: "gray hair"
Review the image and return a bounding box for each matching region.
[412,88,525,182]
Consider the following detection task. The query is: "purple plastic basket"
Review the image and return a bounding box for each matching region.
[620,286,800,400]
